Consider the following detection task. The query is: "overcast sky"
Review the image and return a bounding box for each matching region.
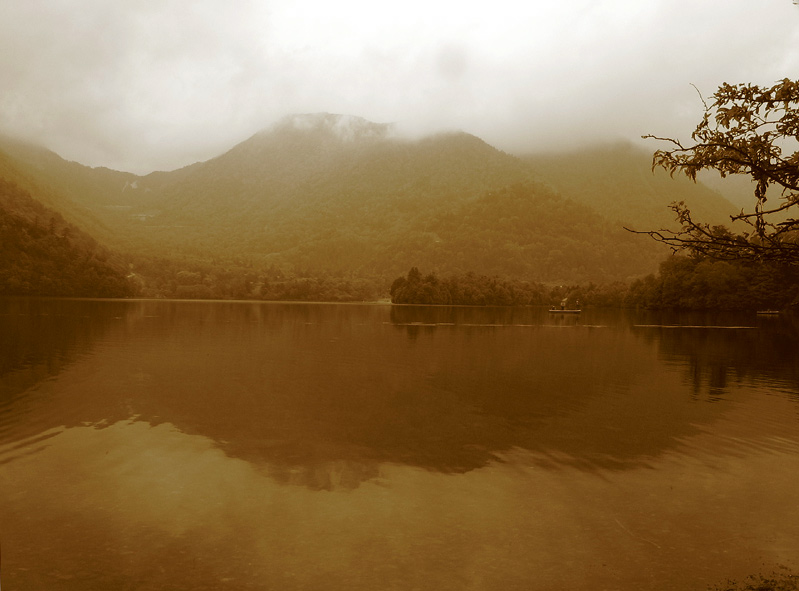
[1,0,798,174]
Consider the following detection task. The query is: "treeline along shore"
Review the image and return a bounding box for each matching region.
[389,260,799,311]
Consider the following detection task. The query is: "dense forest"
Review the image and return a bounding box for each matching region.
[390,267,549,306]
[129,254,384,301]
[390,258,799,311]
[627,256,799,311]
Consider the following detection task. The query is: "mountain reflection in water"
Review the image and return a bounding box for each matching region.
[1,298,798,591]
[2,299,798,484]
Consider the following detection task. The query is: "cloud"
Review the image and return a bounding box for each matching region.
[1,0,798,173]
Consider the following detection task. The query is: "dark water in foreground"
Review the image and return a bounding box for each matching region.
[1,298,799,590]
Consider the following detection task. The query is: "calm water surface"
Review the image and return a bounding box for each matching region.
[1,298,799,590]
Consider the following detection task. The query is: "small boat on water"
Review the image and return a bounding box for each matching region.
[756,310,781,315]
[550,298,581,314]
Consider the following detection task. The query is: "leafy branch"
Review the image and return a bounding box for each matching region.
[634,79,799,263]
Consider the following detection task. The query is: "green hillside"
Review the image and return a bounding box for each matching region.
[0,114,748,293]
[524,142,740,229]
[118,116,540,257]
[0,177,134,297]
[0,135,136,249]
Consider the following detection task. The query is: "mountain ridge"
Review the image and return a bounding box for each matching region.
[263,112,399,142]
[0,114,745,287]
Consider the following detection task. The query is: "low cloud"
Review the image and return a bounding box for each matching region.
[1,0,797,174]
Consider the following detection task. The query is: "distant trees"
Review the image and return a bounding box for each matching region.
[627,255,799,310]
[639,79,799,263]
[129,254,383,302]
[390,268,548,306]
[390,263,799,310]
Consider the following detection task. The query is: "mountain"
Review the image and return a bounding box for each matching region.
[0,134,139,248]
[523,142,740,230]
[116,114,541,257]
[0,175,134,297]
[0,114,746,288]
[378,183,665,283]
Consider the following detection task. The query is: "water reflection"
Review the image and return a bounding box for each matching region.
[0,297,139,461]
[632,314,799,399]
[2,299,799,590]
[0,297,128,377]
[110,303,709,481]
[3,417,799,591]
[3,299,798,488]
[389,304,596,329]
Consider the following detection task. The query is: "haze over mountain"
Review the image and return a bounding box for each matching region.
[524,143,741,230]
[0,113,745,295]
[2,2,797,176]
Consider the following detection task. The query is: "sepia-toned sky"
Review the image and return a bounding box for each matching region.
[1,0,798,174]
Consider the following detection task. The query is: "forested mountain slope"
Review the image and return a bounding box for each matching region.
[120,114,540,255]
[362,183,665,283]
[0,135,135,248]
[0,176,133,297]
[524,142,740,229]
[0,114,743,286]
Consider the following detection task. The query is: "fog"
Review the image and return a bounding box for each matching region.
[1,0,798,174]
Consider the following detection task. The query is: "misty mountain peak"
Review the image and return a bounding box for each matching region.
[267,113,395,142]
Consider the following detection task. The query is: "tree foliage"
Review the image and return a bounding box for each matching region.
[390,267,549,306]
[627,255,799,310]
[389,260,799,311]
[639,79,799,263]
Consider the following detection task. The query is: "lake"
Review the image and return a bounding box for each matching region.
[1,297,798,590]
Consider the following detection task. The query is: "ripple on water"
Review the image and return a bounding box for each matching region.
[0,426,65,466]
